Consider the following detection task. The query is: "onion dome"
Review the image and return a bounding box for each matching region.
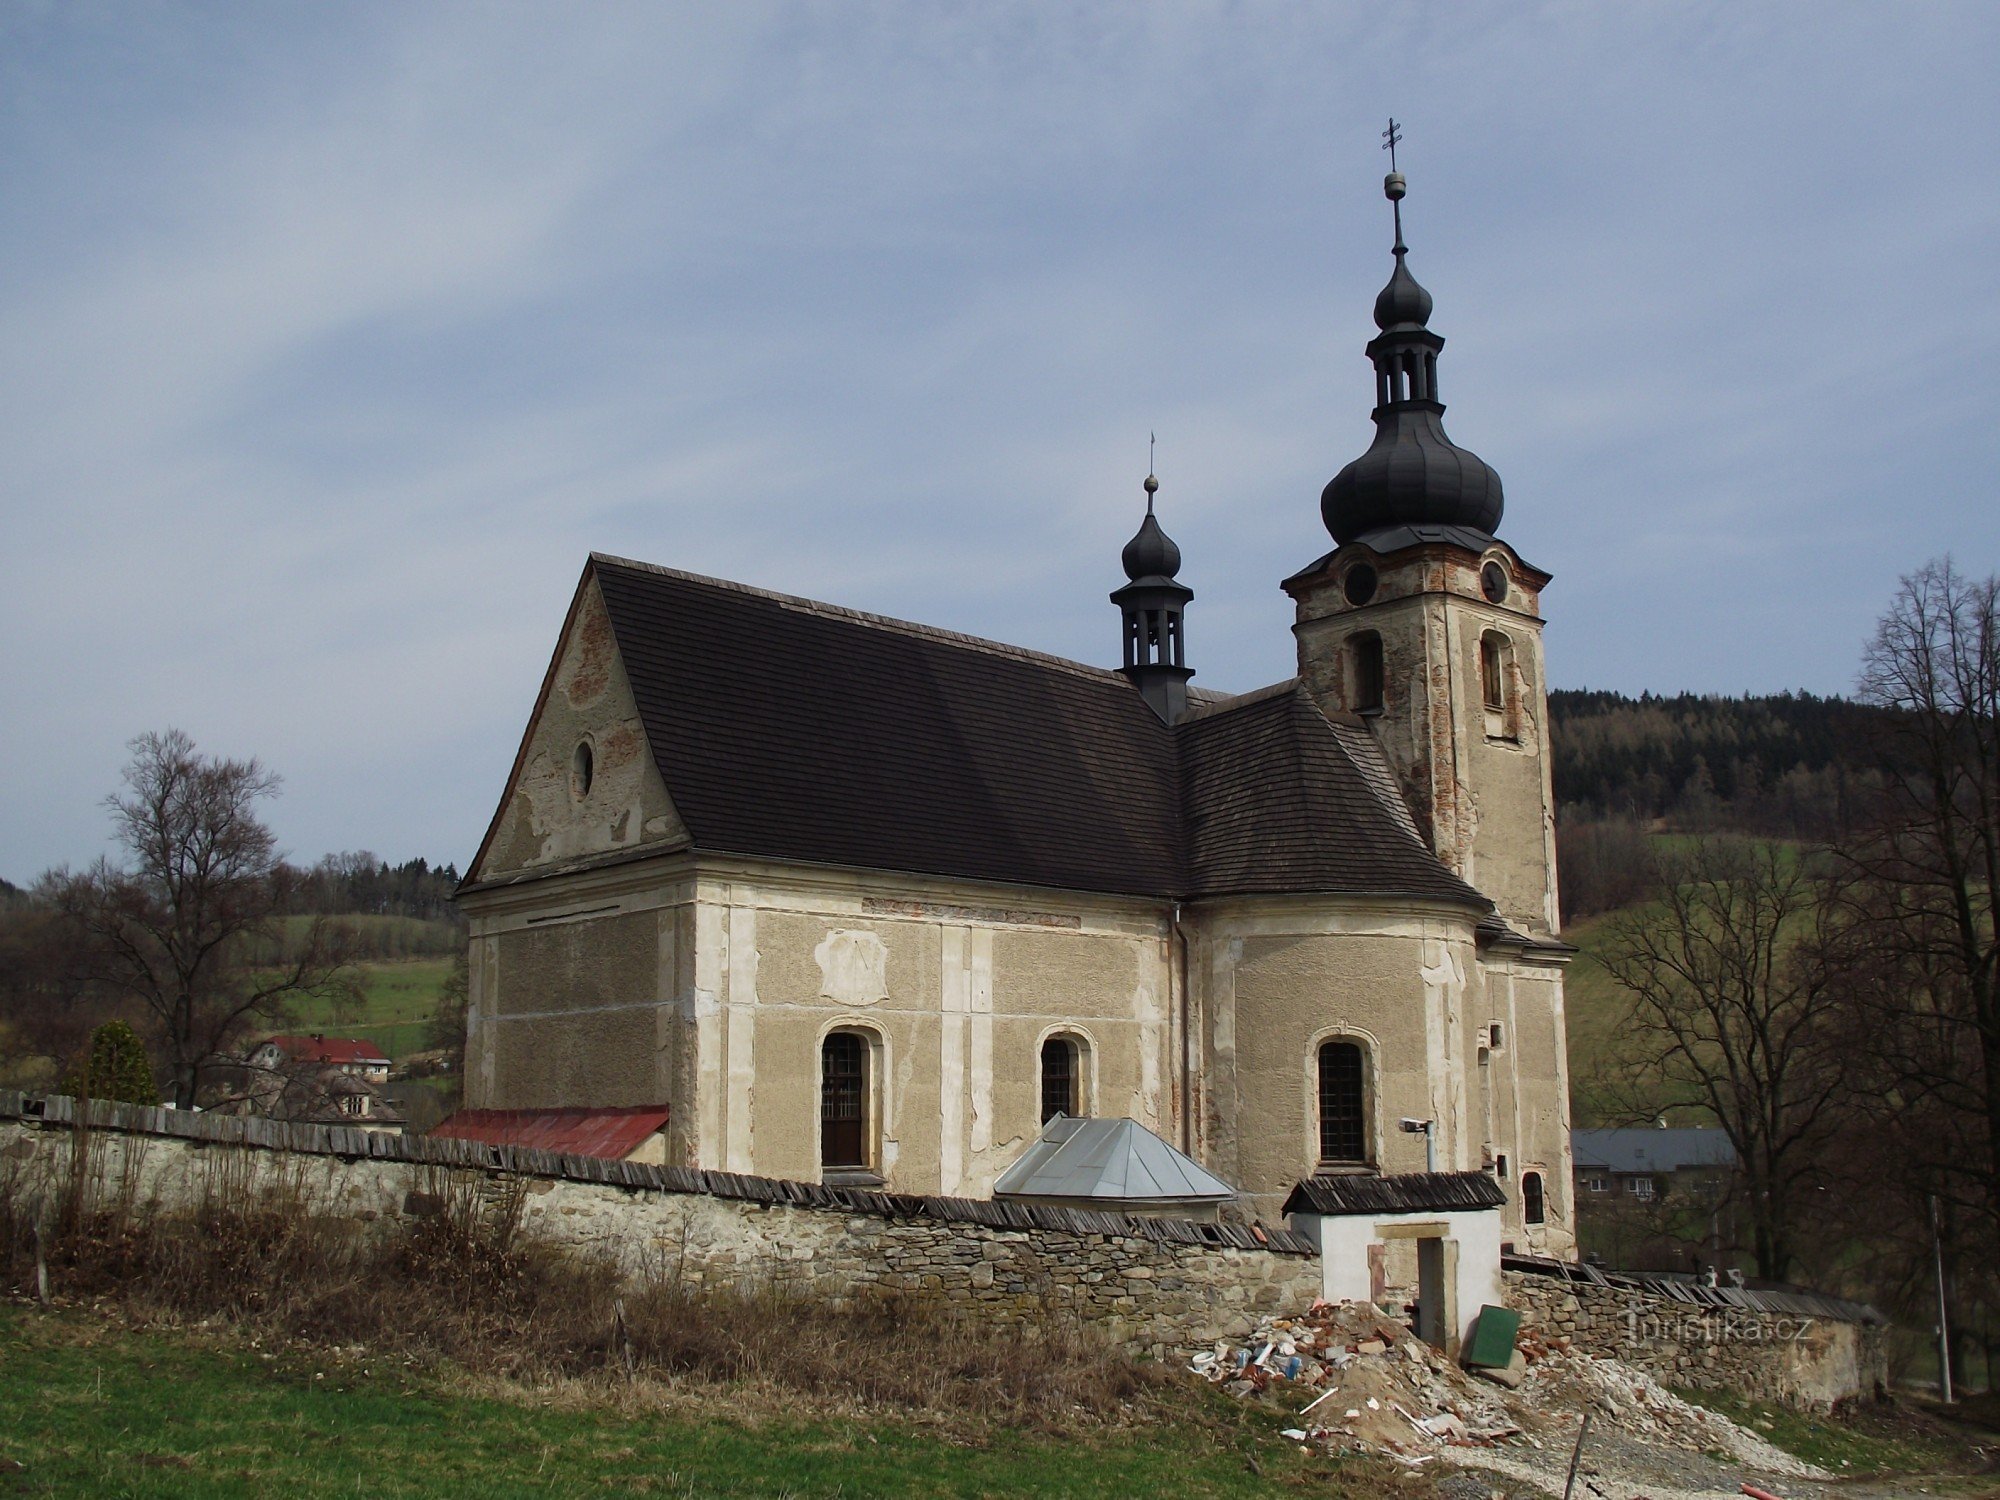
[1121,474,1183,580]
[1322,170,1504,545]
[1110,472,1194,724]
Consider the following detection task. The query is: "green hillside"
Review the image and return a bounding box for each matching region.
[281,956,455,1061]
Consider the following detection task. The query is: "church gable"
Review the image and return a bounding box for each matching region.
[467,570,687,884]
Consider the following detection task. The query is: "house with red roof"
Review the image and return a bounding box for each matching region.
[244,1034,398,1127]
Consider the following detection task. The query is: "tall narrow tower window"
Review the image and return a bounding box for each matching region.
[1480,635,1505,710]
[1522,1170,1547,1226]
[1352,633,1385,713]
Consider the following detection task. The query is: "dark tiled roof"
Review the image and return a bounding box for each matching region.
[432,1105,671,1161]
[1181,688,1483,903]
[596,556,1181,898]
[550,555,1485,908]
[1282,1171,1507,1217]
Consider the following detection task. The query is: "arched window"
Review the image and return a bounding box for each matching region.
[1351,633,1384,714]
[1040,1035,1081,1124]
[570,740,594,799]
[1317,1040,1368,1165]
[820,1031,871,1171]
[1480,633,1506,711]
[1522,1170,1546,1225]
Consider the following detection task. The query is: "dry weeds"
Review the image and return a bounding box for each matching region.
[0,1127,1176,1433]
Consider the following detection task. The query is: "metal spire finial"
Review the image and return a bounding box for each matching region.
[1382,117,1409,254]
[1144,432,1159,513]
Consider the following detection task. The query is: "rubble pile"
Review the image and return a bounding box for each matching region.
[1189,1300,1522,1464]
[1193,1300,1829,1487]
[1518,1349,1825,1479]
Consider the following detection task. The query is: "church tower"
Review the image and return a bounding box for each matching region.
[1284,164,1560,937]
[1111,471,1195,725]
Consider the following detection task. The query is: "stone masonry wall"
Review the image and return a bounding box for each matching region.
[1505,1269,1888,1408]
[0,1094,1318,1356]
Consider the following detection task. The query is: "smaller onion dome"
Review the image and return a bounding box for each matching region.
[1121,476,1183,581]
[1373,251,1433,331]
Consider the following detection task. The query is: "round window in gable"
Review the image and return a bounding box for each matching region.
[571,740,594,800]
[1343,564,1378,607]
[1480,560,1509,604]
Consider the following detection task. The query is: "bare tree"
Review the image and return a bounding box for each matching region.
[40,730,354,1107]
[1844,558,2000,1229]
[1599,839,1847,1281]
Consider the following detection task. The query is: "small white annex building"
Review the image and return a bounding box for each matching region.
[1284,1172,1506,1357]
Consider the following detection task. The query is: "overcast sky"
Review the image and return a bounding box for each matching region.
[3,4,1997,884]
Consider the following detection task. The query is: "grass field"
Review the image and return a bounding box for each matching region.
[277,957,454,1061]
[1560,910,1654,1127]
[0,1307,1415,1499]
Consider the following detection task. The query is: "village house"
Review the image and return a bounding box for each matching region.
[1572,1127,1738,1204]
[454,167,1577,1267]
[241,1034,402,1129]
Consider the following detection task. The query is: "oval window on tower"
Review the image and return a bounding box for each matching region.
[1344,564,1378,607]
[1480,561,1509,604]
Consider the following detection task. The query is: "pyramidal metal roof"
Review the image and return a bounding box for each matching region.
[992,1116,1238,1205]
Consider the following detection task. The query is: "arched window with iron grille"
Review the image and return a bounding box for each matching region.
[820,1031,870,1170]
[1317,1040,1368,1165]
[1040,1035,1081,1124]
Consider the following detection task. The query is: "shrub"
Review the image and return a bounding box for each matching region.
[59,1021,159,1106]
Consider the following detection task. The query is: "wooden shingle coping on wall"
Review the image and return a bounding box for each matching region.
[1502,1253,1881,1325]
[0,1092,1313,1257]
[1283,1170,1507,1216]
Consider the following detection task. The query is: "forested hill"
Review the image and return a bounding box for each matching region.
[1547,688,1891,920]
[1548,688,1885,838]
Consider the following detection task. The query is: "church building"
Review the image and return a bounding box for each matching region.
[456,168,1576,1255]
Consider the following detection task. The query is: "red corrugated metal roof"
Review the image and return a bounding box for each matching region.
[430,1105,671,1160]
[260,1035,390,1066]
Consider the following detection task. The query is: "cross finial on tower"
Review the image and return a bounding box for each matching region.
[1144,432,1159,515]
[1381,119,1409,251]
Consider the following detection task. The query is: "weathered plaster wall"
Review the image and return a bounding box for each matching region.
[1287,542,1574,1255]
[1195,901,1481,1221]
[681,872,1172,1198]
[469,859,1176,1200]
[1490,959,1575,1258]
[0,1100,1319,1358]
[1504,1269,1887,1409]
[462,861,695,1163]
[1288,543,1556,938]
[473,577,687,882]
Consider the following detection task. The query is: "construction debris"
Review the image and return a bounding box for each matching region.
[1190,1298,1829,1489]
[1188,1300,1522,1461]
